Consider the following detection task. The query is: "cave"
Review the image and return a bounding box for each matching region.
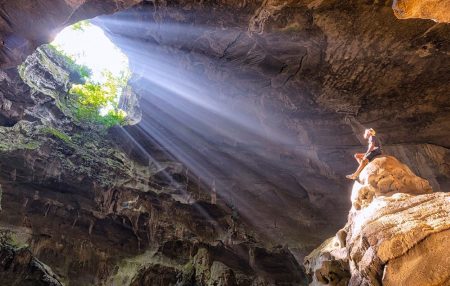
[0,1,448,286]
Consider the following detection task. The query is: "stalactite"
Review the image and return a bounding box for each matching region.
[44,204,51,217]
[211,179,217,205]
[88,220,95,235]
[72,216,78,228]
[10,169,16,181]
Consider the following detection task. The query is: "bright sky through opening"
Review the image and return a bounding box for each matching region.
[51,21,129,84]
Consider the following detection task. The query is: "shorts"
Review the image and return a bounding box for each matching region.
[364,148,382,162]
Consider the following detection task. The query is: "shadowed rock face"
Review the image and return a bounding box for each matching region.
[0,0,141,68]
[0,0,448,285]
[0,243,63,286]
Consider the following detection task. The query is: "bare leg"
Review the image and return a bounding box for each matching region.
[352,158,369,178]
[347,154,366,179]
[346,159,369,180]
[354,153,365,164]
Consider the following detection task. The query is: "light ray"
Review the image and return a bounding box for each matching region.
[84,11,338,244]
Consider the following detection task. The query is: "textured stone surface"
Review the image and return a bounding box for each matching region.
[0,243,63,286]
[346,192,450,285]
[383,228,450,286]
[392,0,450,22]
[350,155,433,210]
[303,236,349,286]
[304,156,450,286]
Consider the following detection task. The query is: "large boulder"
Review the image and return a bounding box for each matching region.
[351,155,433,210]
[303,236,349,286]
[304,156,450,286]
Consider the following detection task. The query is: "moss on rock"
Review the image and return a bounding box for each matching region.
[40,126,72,143]
[0,121,41,152]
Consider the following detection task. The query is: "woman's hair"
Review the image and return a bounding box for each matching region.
[365,128,376,136]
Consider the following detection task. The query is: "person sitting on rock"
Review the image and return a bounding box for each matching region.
[346,128,382,180]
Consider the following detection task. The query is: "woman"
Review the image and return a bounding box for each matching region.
[346,128,382,180]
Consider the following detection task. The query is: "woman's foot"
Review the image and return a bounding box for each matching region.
[346,174,357,180]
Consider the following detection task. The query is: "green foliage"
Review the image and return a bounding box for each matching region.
[23,142,41,150]
[71,20,91,32]
[41,127,72,143]
[47,44,92,80]
[77,65,92,79]
[69,70,129,128]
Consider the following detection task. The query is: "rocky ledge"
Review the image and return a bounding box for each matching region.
[0,243,62,286]
[304,155,450,286]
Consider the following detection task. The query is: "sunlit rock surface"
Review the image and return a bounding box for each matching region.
[392,0,450,22]
[350,155,433,210]
[305,156,450,285]
[383,228,450,286]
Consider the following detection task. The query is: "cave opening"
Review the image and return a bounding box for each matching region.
[42,20,131,127]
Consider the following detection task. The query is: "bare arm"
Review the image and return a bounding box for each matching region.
[365,137,375,154]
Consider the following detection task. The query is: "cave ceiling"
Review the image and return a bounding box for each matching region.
[93,0,450,242]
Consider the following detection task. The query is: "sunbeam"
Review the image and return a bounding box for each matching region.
[89,8,342,247]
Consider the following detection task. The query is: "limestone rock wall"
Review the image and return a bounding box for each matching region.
[346,192,450,285]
